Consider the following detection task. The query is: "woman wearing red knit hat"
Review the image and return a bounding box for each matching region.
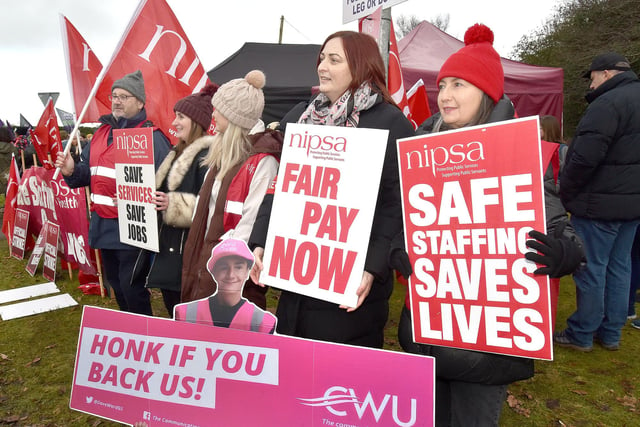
[140,82,218,316]
[391,24,584,426]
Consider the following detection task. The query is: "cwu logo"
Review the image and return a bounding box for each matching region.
[298,386,417,427]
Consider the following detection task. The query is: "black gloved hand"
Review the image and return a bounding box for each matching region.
[525,229,584,278]
[389,232,412,280]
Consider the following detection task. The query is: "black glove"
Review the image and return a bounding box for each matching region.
[525,229,584,278]
[389,232,412,280]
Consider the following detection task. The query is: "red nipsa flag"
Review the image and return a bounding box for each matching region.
[2,154,21,242]
[32,98,62,169]
[61,15,110,122]
[96,0,211,141]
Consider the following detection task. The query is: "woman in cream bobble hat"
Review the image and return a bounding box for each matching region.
[390,23,584,426]
[180,70,283,310]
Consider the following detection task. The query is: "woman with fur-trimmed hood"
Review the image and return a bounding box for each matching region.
[146,83,218,316]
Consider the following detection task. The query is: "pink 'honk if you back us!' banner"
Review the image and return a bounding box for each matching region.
[70,306,435,426]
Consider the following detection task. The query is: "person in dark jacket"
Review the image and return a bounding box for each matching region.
[556,52,640,349]
[391,24,584,426]
[145,83,218,316]
[248,31,414,349]
[55,70,171,315]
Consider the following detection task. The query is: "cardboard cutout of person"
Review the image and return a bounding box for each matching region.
[173,238,277,334]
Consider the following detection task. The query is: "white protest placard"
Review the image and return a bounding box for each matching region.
[113,127,159,252]
[260,123,388,307]
[342,0,407,24]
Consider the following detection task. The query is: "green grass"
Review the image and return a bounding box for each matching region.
[1,236,639,426]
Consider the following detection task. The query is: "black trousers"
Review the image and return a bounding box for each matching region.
[101,248,152,315]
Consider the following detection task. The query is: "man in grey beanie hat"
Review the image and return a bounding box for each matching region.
[110,70,147,120]
[112,70,146,104]
[54,70,171,316]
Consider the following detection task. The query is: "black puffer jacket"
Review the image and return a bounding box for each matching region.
[560,70,640,220]
[145,135,213,292]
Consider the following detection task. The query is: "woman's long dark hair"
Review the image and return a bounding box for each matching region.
[175,121,206,158]
[540,115,563,143]
[318,31,397,107]
[436,93,495,132]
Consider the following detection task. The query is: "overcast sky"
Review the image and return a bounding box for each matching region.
[0,0,563,125]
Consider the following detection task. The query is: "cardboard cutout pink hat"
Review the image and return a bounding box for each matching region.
[206,238,255,275]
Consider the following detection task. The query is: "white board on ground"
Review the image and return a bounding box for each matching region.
[0,294,78,320]
[0,282,59,304]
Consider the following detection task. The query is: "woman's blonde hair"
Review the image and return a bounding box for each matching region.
[202,122,252,180]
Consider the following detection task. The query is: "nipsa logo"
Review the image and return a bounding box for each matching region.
[115,132,149,157]
[404,140,485,176]
[298,386,417,427]
[287,130,347,158]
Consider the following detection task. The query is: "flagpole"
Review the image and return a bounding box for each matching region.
[96,248,106,298]
[379,8,391,84]
[6,221,11,256]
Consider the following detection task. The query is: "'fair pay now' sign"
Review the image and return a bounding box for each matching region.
[261,123,388,308]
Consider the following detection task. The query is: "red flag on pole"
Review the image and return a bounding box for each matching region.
[387,21,411,120]
[406,79,432,129]
[95,0,212,142]
[60,15,110,122]
[2,153,21,242]
[359,10,417,128]
[31,98,62,169]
